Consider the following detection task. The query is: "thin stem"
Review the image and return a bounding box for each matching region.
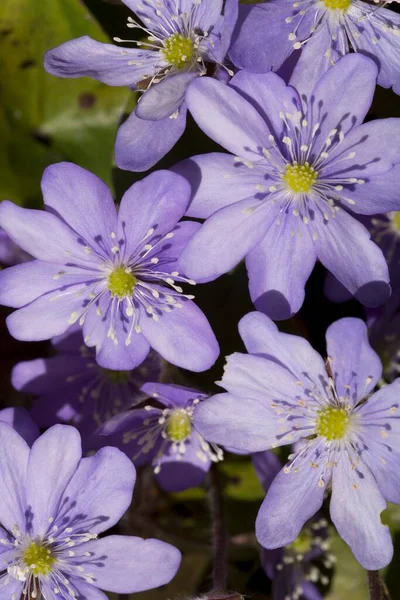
[368,571,384,600]
[208,463,228,593]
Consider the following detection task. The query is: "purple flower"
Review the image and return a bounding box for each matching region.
[366,289,400,383]
[44,0,238,172]
[253,452,332,600]
[0,229,32,266]
[98,382,223,492]
[0,163,219,372]
[230,0,400,96]
[194,311,400,569]
[175,54,400,320]
[0,423,181,597]
[11,324,162,441]
[0,407,39,447]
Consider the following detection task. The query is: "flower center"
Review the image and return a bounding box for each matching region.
[166,409,192,442]
[108,266,136,299]
[316,406,349,440]
[283,163,318,194]
[322,0,351,10]
[393,211,400,231]
[103,369,131,384]
[162,33,195,68]
[289,529,313,555]
[24,542,55,576]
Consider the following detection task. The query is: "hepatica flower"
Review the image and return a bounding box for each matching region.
[0,423,181,599]
[44,0,238,171]
[98,382,223,492]
[230,0,400,95]
[12,325,162,441]
[254,452,333,600]
[0,229,31,266]
[176,54,400,319]
[0,163,218,372]
[195,311,400,568]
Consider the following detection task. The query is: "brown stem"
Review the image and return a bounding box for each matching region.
[208,463,228,593]
[368,571,384,600]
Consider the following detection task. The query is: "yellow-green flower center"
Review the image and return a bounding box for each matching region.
[322,0,351,10]
[108,266,136,299]
[103,369,131,384]
[283,163,318,194]
[316,406,349,440]
[166,409,192,442]
[24,542,55,576]
[289,529,313,555]
[393,211,400,230]
[162,33,195,68]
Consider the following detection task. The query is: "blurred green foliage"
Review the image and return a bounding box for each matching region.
[0,0,130,206]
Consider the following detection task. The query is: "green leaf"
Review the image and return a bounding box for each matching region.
[0,0,130,205]
[221,459,265,502]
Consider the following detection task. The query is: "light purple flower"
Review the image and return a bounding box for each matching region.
[194,311,400,569]
[44,0,238,172]
[230,0,400,96]
[12,324,162,441]
[0,163,219,372]
[98,382,223,492]
[254,452,332,600]
[0,229,32,266]
[175,54,400,319]
[0,423,181,598]
[0,407,39,447]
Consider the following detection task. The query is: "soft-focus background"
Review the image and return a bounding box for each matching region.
[1,1,400,598]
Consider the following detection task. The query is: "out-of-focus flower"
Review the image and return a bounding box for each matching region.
[0,423,181,598]
[195,311,400,569]
[44,0,238,171]
[98,382,223,492]
[0,163,219,372]
[0,406,39,447]
[254,451,334,600]
[11,325,162,441]
[175,55,399,319]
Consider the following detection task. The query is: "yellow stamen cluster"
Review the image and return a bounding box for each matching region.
[283,162,318,194]
[393,211,400,230]
[162,33,194,68]
[316,406,349,441]
[108,266,136,299]
[322,0,352,10]
[166,409,192,442]
[24,543,55,576]
[289,529,313,555]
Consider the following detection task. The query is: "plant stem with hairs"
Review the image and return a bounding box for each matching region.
[208,464,228,593]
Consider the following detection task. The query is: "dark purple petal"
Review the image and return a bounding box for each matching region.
[141,382,202,409]
[136,73,198,120]
[0,408,39,447]
[156,435,211,492]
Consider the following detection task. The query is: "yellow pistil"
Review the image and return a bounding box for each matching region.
[283,162,318,194]
[316,406,350,441]
[289,529,313,555]
[393,211,400,230]
[162,33,195,68]
[322,0,352,10]
[108,266,136,299]
[166,409,192,442]
[24,543,55,576]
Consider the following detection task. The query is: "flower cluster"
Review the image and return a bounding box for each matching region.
[1,0,400,597]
